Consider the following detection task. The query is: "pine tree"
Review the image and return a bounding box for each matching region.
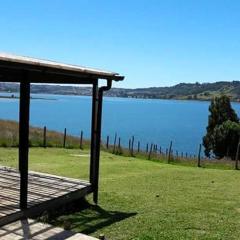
[203,95,239,158]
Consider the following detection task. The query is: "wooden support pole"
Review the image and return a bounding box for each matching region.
[90,83,98,193]
[63,128,67,148]
[137,141,140,153]
[146,143,149,153]
[90,80,112,204]
[43,126,47,148]
[80,130,83,149]
[19,79,30,210]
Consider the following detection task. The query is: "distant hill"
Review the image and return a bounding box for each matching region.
[1,81,240,101]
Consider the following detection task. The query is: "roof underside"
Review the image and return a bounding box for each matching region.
[0,53,124,84]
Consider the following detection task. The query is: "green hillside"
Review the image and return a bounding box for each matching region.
[1,81,240,100]
[0,147,240,239]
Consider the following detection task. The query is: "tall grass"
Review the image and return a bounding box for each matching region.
[0,119,90,148]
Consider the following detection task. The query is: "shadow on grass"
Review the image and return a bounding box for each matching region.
[40,198,137,235]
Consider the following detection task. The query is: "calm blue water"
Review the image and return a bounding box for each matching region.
[1,92,240,155]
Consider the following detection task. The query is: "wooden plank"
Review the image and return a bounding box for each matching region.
[0,167,92,227]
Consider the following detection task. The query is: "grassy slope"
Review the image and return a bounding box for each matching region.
[1,147,240,239]
[0,119,90,148]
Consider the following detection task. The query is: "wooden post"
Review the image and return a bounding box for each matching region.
[113,133,117,154]
[90,80,112,204]
[129,139,131,151]
[235,139,240,170]
[80,130,83,149]
[106,136,109,149]
[197,144,202,167]
[63,128,67,148]
[19,79,30,210]
[146,143,149,153]
[137,141,140,153]
[131,136,134,156]
[43,126,47,148]
[90,83,98,201]
[93,81,112,203]
[168,141,173,163]
[148,143,153,160]
[118,137,121,154]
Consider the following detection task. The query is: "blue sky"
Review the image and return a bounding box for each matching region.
[0,0,240,88]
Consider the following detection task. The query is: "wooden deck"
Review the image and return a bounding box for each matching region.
[0,166,92,227]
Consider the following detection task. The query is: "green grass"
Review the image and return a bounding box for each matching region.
[1,147,240,239]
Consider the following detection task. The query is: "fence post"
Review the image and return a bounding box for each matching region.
[146,143,149,153]
[138,141,140,153]
[197,144,202,167]
[43,126,47,148]
[80,130,83,150]
[118,137,121,154]
[131,136,135,156]
[167,141,173,163]
[106,136,109,149]
[235,139,240,170]
[148,143,153,160]
[166,148,168,156]
[63,128,67,148]
[129,139,131,151]
[113,133,117,154]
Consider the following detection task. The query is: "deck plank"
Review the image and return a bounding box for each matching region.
[0,166,92,227]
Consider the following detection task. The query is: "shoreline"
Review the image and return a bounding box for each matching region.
[0,95,57,101]
[1,91,240,103]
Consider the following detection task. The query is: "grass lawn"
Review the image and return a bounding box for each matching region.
[0,147,240,239]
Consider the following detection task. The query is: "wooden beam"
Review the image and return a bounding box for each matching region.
[19,75,30,210]
[0,59,124,82]
[90,83,98,188]
[0,68,96,84]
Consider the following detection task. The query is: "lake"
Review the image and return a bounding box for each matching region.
[1,92,240,155]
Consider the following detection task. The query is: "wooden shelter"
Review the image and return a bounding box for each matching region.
[0,53,124,226]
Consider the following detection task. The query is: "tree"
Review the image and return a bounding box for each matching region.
[203,95,239,158]
[210,121,240,159]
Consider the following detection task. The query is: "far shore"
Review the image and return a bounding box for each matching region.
[0,95,57,101]
[1,91,240,103]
